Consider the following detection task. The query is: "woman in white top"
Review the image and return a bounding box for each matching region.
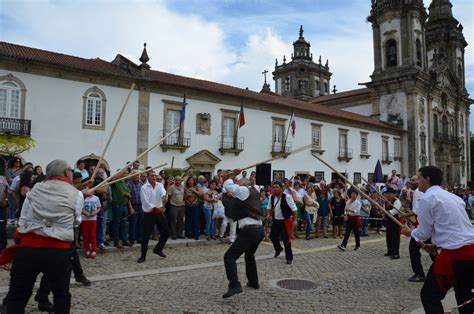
[303,184,319,240]
[337,190,361,251]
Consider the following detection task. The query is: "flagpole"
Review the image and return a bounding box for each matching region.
[282,110,293,153]
[178,92,186,146]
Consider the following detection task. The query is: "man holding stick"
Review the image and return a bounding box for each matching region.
[383,187,402,260]
[137,171,169,263]
[220,169,263,298]
[267,181,298,265]
[402,166,474,314]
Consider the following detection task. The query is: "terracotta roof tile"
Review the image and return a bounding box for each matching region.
[0,41,401,132]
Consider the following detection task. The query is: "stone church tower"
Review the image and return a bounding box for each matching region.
[366,0,470,184]
[272,26,332,100]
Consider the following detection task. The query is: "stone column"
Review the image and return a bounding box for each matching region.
[406,92,417,175]
[137,86,150,165]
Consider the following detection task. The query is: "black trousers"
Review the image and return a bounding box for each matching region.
[341,218,360,247]
[141,213,169,257]
[421,259,474,314]
[270,219,293,261]
[385,218,400,256]
[224,225,263,289]
[6,247,72,314]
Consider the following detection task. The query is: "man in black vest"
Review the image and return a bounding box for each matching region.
[221,169,264,299]
[267,181,298,264]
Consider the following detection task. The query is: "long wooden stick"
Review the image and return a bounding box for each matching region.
[241,143,312,171]
[91,83,136,180]
[90,163,167,192]
[311,153,404,228]
[361,177,401,214]
[93,127,179,189]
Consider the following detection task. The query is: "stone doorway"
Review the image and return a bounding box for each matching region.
[186,150,221,178]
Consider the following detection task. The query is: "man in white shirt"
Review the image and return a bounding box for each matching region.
[267,181,298,265]
[221,169,263,299]
[402,166,474,314]
[137,171,169,263]
[383,187,402,259]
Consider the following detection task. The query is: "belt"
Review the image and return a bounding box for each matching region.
[242,224,262,230]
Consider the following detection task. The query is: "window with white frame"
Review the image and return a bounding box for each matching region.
[394,138,401,158]
[273,123,284,151]
[85,92,102,126]
[360,132,368,154]
[382,137,389,159]
[222,116,236,149]
[311,124,321,149]
[0,81,21,118]
[82,87,106,130]
[165,108,181,145]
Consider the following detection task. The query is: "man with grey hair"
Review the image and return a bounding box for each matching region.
[5,159,84,313]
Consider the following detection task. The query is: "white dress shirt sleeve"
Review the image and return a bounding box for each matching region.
[285,193,298,212]
[411,197,434,243]
[389,199,402,216]
[140,185,154,211]
[223,179,249,201]
[75,191,84,226]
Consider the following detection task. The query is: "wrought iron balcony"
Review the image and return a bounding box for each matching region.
[219,136,244,155]
[338,148,353,162]
[0,117,31,137]
[160,130,191,153]
[271,142,292,158]
[382,153,394,164]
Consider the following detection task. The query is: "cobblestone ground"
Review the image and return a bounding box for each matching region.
[0,233,434,313]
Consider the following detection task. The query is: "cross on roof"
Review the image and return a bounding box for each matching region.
[262,70,269,84]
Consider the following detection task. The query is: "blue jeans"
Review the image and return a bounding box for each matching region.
[96,206,107,245]
[112,204,128,244]
[185,205,200,239]
[129,204,143,243]
[8,197,17,220]
[203,207,214,237]
[304,212,314,236]
[0,207,7,249]
[360,216,369,235]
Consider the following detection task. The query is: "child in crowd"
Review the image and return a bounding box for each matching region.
[82,193,101,259]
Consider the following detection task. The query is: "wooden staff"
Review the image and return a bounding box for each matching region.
[91,83,136,180]
[311,153,403,228]
[169,156,175,176]
[90,163,167,192]
[93,126,179,189]
[241,143,312,171]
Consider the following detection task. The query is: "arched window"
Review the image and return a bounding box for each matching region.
[442,115,448,136]
[416,39,422,67]
[0,81,21,118]
[82,86,106,130]
[449,119,455,136]
[433,114,439,135]
[386,39,398,67]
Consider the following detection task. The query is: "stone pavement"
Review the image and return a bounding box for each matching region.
[0,234,446,313]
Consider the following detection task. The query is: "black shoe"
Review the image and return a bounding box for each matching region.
[337,244,346,251]
[75,274,91,286]
[354,246,360,251]
[384,253,391,257]
[122,242,132,247]
[274,249,282,258]
[390,254,400,260]
[153,249,166,258]
[177,235,185,239]
[38,301,54,312]
[137,256,146,263]
[286,260,292,265]
[171,236,177,240]
[408,274,425,282]
[222,286,243,298]
[246,282,259,289]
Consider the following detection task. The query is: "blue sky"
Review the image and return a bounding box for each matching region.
[1,0,473,126]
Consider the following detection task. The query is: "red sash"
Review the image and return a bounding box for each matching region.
[284,218,294,242]
[434,244,474,292]
[348,216,361,231]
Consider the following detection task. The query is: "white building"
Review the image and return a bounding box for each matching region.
[0,41,405,185]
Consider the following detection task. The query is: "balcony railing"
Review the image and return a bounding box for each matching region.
[160,130,191,152]
[0,117,31,137]
[434,132,458,144]
[382,153,394,164]
[271,142,292,157]
[219,136,244,155]
[338,148,353,161]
